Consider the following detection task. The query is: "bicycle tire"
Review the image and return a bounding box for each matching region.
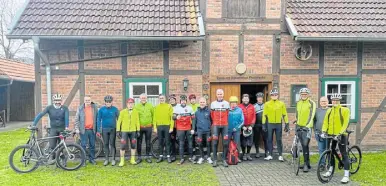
[317,150,335,184]
[293,145,300,176]
[9,144,39,173]
[95,137,103,157]
[150,136,160,158]
[348,145,362,175]
[55,143,85,171]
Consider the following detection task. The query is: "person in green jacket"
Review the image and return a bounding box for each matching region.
[188,94,199,112]
[153,94,174,163]
[134,93,154,163]
[294,88,316,172]
[262,89,289,162]
[321,93,351,184]
[116,98,140,166]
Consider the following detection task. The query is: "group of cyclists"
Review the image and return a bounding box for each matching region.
[32,86,352,184]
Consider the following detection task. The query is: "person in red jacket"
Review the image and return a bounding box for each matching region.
[239,94,256,161]
[210,89,230,167]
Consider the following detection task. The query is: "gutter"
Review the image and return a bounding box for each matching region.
[7,35,206,41]
[285,16,298,39]
[295,36,386,42]
[196,6,206,36]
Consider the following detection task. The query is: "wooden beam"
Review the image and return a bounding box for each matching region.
[6,85,10,122]
[63,78,80,107]
[356,42,363,145]
[280,69,319,75]
[272,33,280,91]
[169,70,202,75]
[238,29,244,64]
[42,70,123,75]
[361,107,386,113]
[163,41,170,97]
[319,42,325,99]
[121,42,128,108]
[360,96,386,144]
[362,69,386,74]
[77,40,85,104]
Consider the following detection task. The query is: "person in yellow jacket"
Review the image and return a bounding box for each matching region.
[116,98,140,166]
[321,93,351,184]
[153,94,174,163]
[294,88,316,172]
[262,89,289,162]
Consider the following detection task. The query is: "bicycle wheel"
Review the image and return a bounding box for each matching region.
[317,150,335,184]
[292,145,300,175]
[9,144,40,173]
[56,143,85,171]
[95,137,103,158]
[348,145,362,175]
[150,136,160,158]
[38,139,50,156]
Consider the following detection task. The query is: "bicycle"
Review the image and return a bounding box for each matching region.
[9,126,86,173]
[316,130,362,183]
[289,127,309,176]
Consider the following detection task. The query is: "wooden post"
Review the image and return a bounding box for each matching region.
[6,85,10,122]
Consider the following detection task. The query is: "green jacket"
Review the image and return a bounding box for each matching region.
[296,98,316,128]
[189,103,199,112]
[134,102,154,127]
[153,103,174,129]
[322,105,350,136]
[116,108,140,132]
[262,99,289,124]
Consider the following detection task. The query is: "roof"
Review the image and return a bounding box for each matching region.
[285,0,386,41]
[7,0,205,40]
[0,58,35,82]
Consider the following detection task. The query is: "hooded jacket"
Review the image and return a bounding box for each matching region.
[228,106,244,132]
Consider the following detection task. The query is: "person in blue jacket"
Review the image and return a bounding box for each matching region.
[228,96,244,163]
[193,97,213,165]
[97,95,119,166]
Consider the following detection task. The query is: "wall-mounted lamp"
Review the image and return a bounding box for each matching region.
[183,78,189,91]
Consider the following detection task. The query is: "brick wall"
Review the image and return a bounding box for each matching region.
[280,35,319,69]
[127,52,163,76]
[168,75,203,102]
[362,74,386,108]
[363,42,386,69]
[169,41,202,70]
[206,0,222,18]
[324,42,357,75]
[85,58,121,70]
[85,75,123,110]
[279,75,320,107]
[244,35,273,74]
[266,0,281,18]
[361,113,386,147]
[209,35,238,76]
[245,23,281,30]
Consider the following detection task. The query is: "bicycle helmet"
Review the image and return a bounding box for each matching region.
[229,96,239,103]
[270,89,279,95]
[180,95,187,101]
[330,93,342,100]
[299,88,310,94]
[188,94,196,100]
[104,95,113,102]
[243,128,253,137]
[256,92,264,98]
[52,93,63,100]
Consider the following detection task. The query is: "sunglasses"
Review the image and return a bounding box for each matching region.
[105,101,112,103]
[271,94,278,96]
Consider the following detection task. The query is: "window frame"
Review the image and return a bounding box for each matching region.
[124,78,167,106]
[291,84,308,107]
[321,77,359,123]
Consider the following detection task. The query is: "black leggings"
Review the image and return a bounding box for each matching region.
[157,126,171,157]
[253,125,268,155]
[329,135,350,170]
[197,131,211,158]
[241,127,254,154]
[170,127,177,157]
[212,126,229,161]
[297,129,311,165]
[49,128,64,159]
[102,128,116,160]
[137,127,152,157]
[177,130,193,159]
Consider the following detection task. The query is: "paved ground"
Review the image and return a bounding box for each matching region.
[0,121,30,132]
[214,155,359,186]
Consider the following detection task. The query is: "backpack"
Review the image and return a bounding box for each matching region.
[227,139,239,165]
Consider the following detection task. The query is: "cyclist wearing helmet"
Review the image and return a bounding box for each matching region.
[116,98,140,166]
[97,95,119,166]
[294,87,316,172]
[134,93,154,164]
[253,92,268,158]
[228,96,244,163]
[33,93,69,163]
[239,94,256,161]
[173,95,195,165]
[321,93,351,184]
[188,94,199,112]
[210,89,230,167]
[168,94,178,162]
[262,89,289,162]
[193,97,213,165]
[153,94,174,163]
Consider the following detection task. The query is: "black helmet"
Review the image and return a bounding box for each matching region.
[180,95,187,101]
[104,95,113,102]
[256,92,264,98]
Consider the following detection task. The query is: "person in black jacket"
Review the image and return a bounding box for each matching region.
[192,97,213,165]
[253,92,268,158]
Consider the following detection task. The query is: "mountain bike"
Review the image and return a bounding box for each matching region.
[316,130,362,183]
[9,126,86,173]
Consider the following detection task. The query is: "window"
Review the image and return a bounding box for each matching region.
[291,84,307,107]
[223,0,263,18]
[125,78,167,106]
[322,78,359,122]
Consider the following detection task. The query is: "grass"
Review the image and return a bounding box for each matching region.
[0,129,219,186]
[285,148,386,186]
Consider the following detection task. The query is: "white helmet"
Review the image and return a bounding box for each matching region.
[330,93,342,100]
[52,93,63,101]
[299,88,310,94]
